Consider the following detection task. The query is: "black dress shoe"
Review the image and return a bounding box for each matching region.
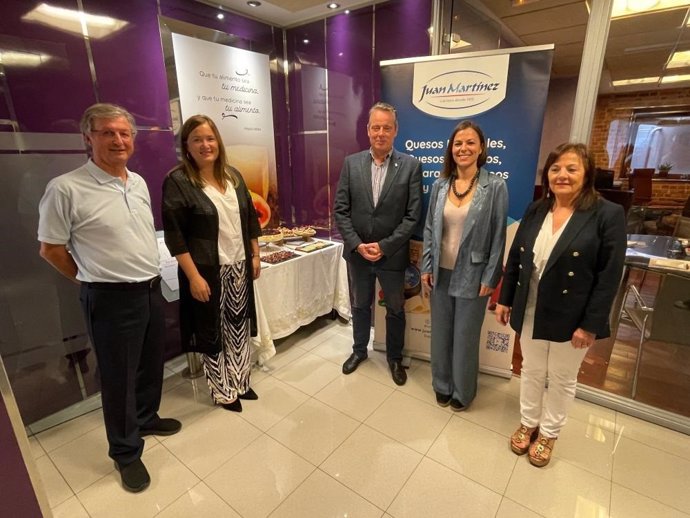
[139,417,182,437]
[450,398,466,412]
[114,458,150,493]
[239,388,259,400]
[222,399,242,412]
[389,361,407,386]
[435,392,451,407]
[342,353,367,374]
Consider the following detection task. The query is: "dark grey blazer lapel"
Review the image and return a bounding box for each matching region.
[543,207,596,275]
[376,149,401,205]
[359,152,375,208]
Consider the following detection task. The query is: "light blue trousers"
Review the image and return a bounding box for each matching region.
[430,268,489,405]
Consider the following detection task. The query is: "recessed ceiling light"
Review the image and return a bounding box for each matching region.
[327,3,340,8]
[662,73,690,83]
[247,1,261,7]
[611,0,688,18]
[611,76,659,86]
[345,9,350,14]
[303,39,310,44]
[216,13,224,20]
[668,50,690,69]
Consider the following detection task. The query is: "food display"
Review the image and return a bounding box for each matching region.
[260,250,298,264]
[277,226,298,239]
[258,228,283,243]
[295,240,333,253]
[293,226,316,238]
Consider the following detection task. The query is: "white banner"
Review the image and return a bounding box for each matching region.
[171,33,278,227]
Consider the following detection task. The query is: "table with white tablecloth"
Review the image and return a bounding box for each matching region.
[252,240,351,365]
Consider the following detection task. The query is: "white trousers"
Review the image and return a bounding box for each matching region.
[519,306,588,438]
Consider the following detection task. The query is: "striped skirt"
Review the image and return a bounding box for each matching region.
[201,261,251,404]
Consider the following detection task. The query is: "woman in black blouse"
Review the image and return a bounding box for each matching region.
[163,115,261,412]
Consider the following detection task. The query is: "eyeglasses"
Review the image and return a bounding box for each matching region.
[90,129,135,140]
[369,125,395,134]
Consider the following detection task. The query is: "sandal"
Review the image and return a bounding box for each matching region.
[510,425,538,455]
[528,432,556,467]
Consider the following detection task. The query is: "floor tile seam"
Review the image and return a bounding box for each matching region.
[493,496,547,518]
[36,418,104,454]
[314,375,397,423]
[306,466,387,514]
[46,445,98,498]
[43,451,76,510]
[151,479,208,517]
[423,432,517,496]
[565,409,617,434]
[261,464,320,518]
[396,385,457,413]
[421,455,505,501]
[317,421,370,469]
[359,411,440,457]
[298,330,338,351]
[380,451,427,514]
[453,412,513,438]
[262,346,311,374]
[199,430,271,482]
[610,481,690,516]
[198,476,249,518]
[611,426,690,462]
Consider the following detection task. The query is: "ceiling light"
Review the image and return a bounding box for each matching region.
[612,76,659,86]
[0,50,53,67]
[21,3,128,39]
[612,0,690,18]
[327,3,340,8]
[668,50,690,68]
[661,73,690,83]
[216,13,224,20]
[345,9,350,14]
[247,1,261,7]
[303,39,310,44]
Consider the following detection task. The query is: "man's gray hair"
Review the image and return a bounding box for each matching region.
[368,101,397,127]
[80,103,137,135]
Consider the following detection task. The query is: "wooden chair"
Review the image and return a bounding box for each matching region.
[629,168,654,206]
[618,273,690,398]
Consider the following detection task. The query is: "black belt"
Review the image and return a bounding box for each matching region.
[83,276,161,291]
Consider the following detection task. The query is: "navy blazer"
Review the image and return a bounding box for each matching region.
[498,197,626,342]
[334,148,422,271]
[422,169,508,298]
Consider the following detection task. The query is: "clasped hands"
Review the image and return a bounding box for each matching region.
[357,242,383,261]
[421,272,493,297]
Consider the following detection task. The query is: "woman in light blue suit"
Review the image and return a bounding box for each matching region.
[422,121,508,411]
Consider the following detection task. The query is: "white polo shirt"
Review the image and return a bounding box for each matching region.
[38,160,160,283]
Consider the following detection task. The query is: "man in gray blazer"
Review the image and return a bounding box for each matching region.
[334,102,423,385]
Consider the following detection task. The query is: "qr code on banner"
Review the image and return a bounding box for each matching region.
[486,330,510,353]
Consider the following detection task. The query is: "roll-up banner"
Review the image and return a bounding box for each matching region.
[171,33,278,228]
[375,46,553,377]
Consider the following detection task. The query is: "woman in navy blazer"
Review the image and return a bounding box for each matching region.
[496,143,626,467]
[422,121,508,411]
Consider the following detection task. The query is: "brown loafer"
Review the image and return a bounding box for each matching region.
[528,432,556,467]
[510,424,538,455]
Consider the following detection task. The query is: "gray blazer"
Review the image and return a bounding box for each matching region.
[422,169,508,298]
[334,148,423,271]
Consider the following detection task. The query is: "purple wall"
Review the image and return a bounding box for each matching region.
[0,394,43,517]
[286,0,432,229]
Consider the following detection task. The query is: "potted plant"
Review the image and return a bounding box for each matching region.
[657,162,673,177]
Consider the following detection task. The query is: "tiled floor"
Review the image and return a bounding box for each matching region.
[30,318,690,518]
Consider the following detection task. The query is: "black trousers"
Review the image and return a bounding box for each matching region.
[348,262,405,362]
[80,279,165,465]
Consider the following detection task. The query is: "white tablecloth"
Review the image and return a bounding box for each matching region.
[252,240,351,365]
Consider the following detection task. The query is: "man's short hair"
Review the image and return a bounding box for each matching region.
[368,102,397,127]
[80,103,137,135]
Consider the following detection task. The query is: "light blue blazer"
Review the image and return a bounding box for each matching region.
[422,168,508,298]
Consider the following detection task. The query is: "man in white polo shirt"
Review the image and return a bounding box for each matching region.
[38,103,181,493]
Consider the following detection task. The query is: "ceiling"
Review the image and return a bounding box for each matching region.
[208,0,690,91]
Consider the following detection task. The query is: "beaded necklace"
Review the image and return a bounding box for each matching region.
[450,169,480,199]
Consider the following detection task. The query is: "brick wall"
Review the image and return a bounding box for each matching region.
[620,178,690,208]
[590,88,690,175]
